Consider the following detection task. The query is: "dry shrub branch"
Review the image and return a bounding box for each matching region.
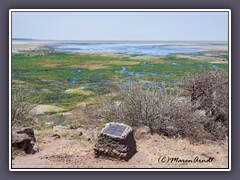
[183,71,229,138]
[12,88,42,128]
[98,72,229,144]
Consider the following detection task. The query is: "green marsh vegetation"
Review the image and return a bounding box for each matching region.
[12,51,228,111]
[12,50,229,142]
[12,51,228,131]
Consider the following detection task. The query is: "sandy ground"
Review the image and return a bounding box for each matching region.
[169,45,228,52]
[12,129,228,169]
[12,40,228,52]
[12,40,52,51]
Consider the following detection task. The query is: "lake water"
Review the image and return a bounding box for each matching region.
[49,42,225,56]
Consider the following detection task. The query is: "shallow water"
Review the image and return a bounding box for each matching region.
[59,89,66,93]
[68,77,78,85]
[47,42,222,56]
[211,64,219,69]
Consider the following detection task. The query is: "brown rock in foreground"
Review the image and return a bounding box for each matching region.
[12,127,36,154]
[94,122,137,161]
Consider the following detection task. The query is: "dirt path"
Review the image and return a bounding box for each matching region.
[12,133,228,169]
[12,139,76,168]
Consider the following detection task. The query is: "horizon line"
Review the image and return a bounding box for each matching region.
[12,38,228,43]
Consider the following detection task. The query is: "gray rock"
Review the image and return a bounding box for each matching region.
[12,132,36,154]
[49,134,61,140]
[16,127,36,142]
[134,126,151,139]
[43,134,61,143]
[76,128,93,140]
[53,125,68,132]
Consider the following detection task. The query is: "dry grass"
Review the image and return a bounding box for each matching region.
[70,60,140,70]
[76,97,97,107]
[33,105,65,115]
[43,63,60,68]
[12,79,25,84]
[65,86,94,96]
[176,54,228,62]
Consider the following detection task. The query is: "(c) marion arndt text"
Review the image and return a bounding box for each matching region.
[158,156,215,164]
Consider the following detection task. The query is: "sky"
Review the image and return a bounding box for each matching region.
[12,11,229,41]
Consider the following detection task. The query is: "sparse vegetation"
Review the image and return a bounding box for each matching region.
[11,88,42,128]
[98,73,228,144]
[183,71,229,139]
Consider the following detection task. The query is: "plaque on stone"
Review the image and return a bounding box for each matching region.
[94,122,137,161]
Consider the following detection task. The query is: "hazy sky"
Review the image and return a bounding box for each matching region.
[12,11,229,41]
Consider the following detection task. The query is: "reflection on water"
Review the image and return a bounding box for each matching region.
[211,64,219,69]
[68,77,78,85]
[49,42,213,56]
[59,89,66,93]
[115,66,127,73]
[115,66,159,77]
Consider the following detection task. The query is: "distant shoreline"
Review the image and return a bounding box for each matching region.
[12,40,228,54]
[12,39,228,44]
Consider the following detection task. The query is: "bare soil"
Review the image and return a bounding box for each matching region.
[12,128,228,169]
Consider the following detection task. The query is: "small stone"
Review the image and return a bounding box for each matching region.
[53,125,68,132]
[49,134,61,139]
[112,149,120,156]
[120,153,127,159]
[99,148,104,152]
[135,126,151,139]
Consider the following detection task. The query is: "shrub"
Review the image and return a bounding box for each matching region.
[11,87,42,128]
[183,71,229,138]
[97,79,217,144]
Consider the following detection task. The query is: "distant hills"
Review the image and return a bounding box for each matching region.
[13,38,34,40]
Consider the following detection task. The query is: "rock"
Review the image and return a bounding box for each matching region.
[59,112,72,116]
[43,134,61,143]
[53,125,68,132]
[49,134,61,140]
[76,128,93,140]
[12,132,36,154]
[68,128,93,141]
[82,134,92,141]
[16,127,36,142]
[45,121,54,126]
[134,126,151,139]
[94,122,137,161]
[76,127,87,134]
[112,149,120,156]
[13,127,37,154]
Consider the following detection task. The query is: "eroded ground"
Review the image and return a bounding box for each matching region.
[12,126,228,169]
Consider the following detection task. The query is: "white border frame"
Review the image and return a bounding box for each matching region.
[9,9,231,171]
